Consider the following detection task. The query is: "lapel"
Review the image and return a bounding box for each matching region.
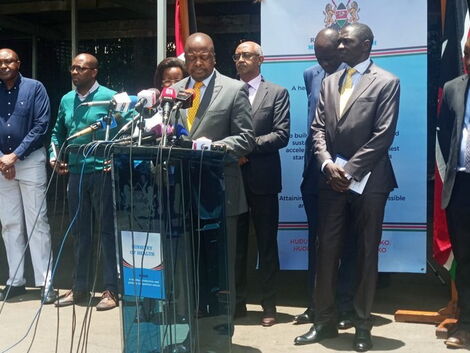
[177,78,190,130]
[454,75,470,143]
[252,79,268,115]
[336,62,376,120]
[189,71,221,137]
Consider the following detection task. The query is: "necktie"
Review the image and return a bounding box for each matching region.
[244,83,254,105]
[339,68,357,116]
[187,81,203,131]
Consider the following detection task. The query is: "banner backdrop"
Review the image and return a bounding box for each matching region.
[261,0,427,272]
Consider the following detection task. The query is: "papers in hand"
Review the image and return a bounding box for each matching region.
[335,156,371,194]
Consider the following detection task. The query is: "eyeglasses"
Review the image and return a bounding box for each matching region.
[69,65,96,73]
[232,52,259,61]
[0,59,19,67]
[185,52,213,63]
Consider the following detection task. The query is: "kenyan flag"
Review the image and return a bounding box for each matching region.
[434,0,470,278]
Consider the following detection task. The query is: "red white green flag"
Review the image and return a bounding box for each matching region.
[434,0,470,276]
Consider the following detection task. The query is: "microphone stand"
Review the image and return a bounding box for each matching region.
[103,105,114,141]
[137,108,151,146]
[161,109,173,147]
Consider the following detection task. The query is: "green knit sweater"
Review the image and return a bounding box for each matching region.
[50,85,130,174]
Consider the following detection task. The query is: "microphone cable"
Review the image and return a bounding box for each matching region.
[0,142,91,353]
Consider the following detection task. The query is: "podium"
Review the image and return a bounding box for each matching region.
[111,145,232,353]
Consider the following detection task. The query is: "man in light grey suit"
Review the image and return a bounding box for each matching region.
[172,32,255,323]
[232,41,290,327]
[437,37,470,350]
[296,23,400,352]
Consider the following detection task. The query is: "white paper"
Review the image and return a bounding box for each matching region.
[335,156,371,195]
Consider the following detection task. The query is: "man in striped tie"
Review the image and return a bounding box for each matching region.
[171,32,255,339]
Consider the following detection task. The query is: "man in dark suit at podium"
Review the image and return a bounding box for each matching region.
[438,37,470,350]
[172,32,255,322]
[233,41,290,327]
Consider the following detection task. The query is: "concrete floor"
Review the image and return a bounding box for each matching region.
[0,270,460,353]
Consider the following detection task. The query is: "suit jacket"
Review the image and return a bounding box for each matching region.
[312,61,400,194]
[438,74,470,209]
[241,78,290,195]
[172,70,255,216]
[301,63,347,194]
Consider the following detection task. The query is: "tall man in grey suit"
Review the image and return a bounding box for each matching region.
[295,28,356,329]
[297,23,400,352]
[172,32,255,321]
[233,41,290,327]
[437,38,470,350]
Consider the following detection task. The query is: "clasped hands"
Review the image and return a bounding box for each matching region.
[0,153,18,180]
[324,163,351,193]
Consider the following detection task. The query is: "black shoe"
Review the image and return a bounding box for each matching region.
[41,286,58,305]
[353,328,372,352]
[162,343,189,353]
[294,323,338,345]
[163,337,190,353]
[337,311,354,330]
[0,285,26,301]
[234,304,247,319]
[293,307,314,325]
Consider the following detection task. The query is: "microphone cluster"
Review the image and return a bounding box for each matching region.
[69,87,196,144]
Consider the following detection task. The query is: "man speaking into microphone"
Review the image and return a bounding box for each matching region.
[172,32,254,329]
[49,53,129,310]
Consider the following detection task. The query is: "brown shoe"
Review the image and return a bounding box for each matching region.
[96,290,118,311]
[55,290,88,307]
[445,329,470,348]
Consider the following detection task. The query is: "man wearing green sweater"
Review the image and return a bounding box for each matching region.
[50,53,121,310]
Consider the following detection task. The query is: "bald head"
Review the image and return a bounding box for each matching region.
[184,32,216,82]
[314,28,341,74]
[74,53,98,69]
[234,41,264,82]
[0,48,19,62]
[314,28,339,52]
[0,48,21,88]
[185,33,215,54]
[70,53,99,93]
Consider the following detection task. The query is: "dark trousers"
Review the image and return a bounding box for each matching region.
[235,190,279,314]
[302,191,356,313]
[68,172,118,293]
[314,189,388,330]
[446,172,470,329]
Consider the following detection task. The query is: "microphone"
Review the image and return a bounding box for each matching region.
[160,87,177,123]
[66,116,118,141]
[135,88,160,111]
[77,92,138,112]
[172,88,195,111]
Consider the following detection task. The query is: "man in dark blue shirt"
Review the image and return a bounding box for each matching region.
[0,48,56,304]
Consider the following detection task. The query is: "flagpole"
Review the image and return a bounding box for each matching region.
[157,0,167,65]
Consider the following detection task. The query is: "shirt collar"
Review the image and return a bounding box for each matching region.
[244,74,262,90]
[349,58,371,75]
[189,70,215,88]
[76,81,100,101]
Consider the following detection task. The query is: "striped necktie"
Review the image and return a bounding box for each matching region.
[339,68,357,116]
[187,81,203,131]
